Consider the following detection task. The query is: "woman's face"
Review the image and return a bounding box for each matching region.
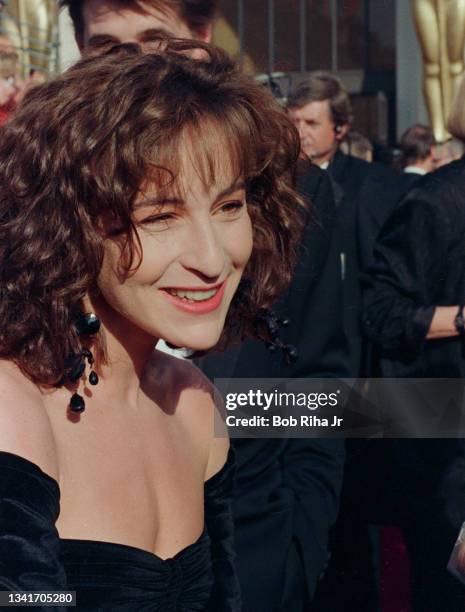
[97,146,253,351]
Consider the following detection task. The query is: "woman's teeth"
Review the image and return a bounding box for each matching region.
[166,288,218,302]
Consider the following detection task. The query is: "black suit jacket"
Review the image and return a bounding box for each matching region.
[327,150,400,375]
[363,157,465,377]
[199,164,347,611]
[398,170,423,199]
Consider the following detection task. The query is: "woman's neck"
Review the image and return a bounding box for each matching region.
[86,296,158,407]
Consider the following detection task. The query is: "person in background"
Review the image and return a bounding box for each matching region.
[435,137,465,168]
[60,0,216,49]
[288,73,401,612]
[0,33,15,53]
[362,73,465,612]
[0,34,18,123]
[398,123,436,196]
[340,130,373,163]
[0,51,16,123]
[288,73,399,375]
[0,32,47,123]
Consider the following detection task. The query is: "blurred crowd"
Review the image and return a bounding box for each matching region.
[283,72,465,612]
[0,33,44,124]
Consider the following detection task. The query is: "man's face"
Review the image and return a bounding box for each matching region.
[424,145,437,172]
[288,99,342,166]
[80,0,211,51]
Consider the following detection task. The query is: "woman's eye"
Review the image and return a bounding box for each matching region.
[140,213,175,226]
[219,200,245,214]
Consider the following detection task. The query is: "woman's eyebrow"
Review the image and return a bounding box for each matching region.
[134,197,183,208]
[134,181,246,208]
[214,180,246,200]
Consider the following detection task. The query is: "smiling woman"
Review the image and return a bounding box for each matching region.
[0,40,305,610]
[98,123,254,352]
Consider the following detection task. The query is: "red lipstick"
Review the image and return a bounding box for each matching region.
[160,281,226,314]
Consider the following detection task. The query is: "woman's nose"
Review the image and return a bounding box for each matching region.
[180,220,226,280]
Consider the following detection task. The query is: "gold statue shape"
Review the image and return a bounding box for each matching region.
[413,0,465,142]
[0,0,57,78]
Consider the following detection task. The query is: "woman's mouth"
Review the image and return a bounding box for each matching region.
[160,282,226,314]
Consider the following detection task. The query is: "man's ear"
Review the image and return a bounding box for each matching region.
[335,123,350,142]
[427,145,437,169]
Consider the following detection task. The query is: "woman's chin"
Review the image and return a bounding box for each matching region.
[160,320,226,353]
[163,333,221,353]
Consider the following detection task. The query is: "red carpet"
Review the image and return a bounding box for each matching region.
[379,526,412,612]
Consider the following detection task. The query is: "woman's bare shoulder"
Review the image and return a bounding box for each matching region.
[0,360,59,481]
[145,350,217,407]
[144,351,229,479]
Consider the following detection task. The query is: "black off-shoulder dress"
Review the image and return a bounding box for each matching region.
[0,450,240,611]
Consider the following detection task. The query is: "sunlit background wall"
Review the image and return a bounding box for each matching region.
[0,1,431,143]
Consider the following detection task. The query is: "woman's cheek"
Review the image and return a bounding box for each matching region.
[236,213,253,266]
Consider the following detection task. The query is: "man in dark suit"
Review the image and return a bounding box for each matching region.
[398,123,436,196]
[288,73,400,377]
[288,74,401,611]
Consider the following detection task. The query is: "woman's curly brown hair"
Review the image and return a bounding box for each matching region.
[0,40,307,386]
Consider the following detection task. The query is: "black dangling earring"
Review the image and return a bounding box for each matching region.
[81,347,99,386]
[70,392,86,413]
[75,312,101,336]
[65,352,86,412]
[67,312,101,413]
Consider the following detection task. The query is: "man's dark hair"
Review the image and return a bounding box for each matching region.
[399,123,435,166]
[59,0,219,40]
[287,71,354,127]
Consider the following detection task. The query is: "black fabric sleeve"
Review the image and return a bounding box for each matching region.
[204,448,241,612]
[281,438,345,599]
[357,164,401,270]
[362,191,448,354]
[0,452,67,601]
